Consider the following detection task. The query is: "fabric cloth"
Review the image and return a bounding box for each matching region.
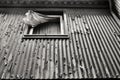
[23,10,55,27]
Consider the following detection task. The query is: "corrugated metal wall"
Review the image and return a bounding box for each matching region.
[0,8,120,79]
[113,0,120,18]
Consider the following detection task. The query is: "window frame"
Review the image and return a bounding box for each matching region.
[23,12,69,39]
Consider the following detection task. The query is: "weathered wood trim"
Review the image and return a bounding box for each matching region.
[63,11,68,35]
[29,27,34,35]
[60,16,64,34]
[23,34,69,39]
[23,24,29,35]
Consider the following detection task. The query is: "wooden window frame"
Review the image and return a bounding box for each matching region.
[23,14,69,39]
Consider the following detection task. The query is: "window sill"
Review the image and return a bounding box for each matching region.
[23,34,69,39]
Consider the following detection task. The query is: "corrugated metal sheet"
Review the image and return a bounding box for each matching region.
[113,0,120,18]
[0,8,120,79]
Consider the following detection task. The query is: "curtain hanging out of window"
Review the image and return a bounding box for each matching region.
[23,10,56,27]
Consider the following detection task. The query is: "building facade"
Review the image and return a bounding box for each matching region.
[0,0,120,79]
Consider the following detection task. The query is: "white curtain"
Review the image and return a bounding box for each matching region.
[23,10,55,27]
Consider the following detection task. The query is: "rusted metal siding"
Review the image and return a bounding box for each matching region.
[0,8,120,79]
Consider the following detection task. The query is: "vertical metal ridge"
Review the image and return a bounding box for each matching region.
[22,40,33,79]
[79,14,93,78]
[85,15,103,78]
[90,14,115,77]
[54,39,59,79]
[82,15,99,78]
[99,15,120,74]
[94,14,119,77]
[35,39,44,79]
[87,14,108,78]
[40,39,47,79]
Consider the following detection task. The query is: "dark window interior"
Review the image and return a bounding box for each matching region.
[26,11,63,35]
[35,11,63,15]
[33,21,60,35]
